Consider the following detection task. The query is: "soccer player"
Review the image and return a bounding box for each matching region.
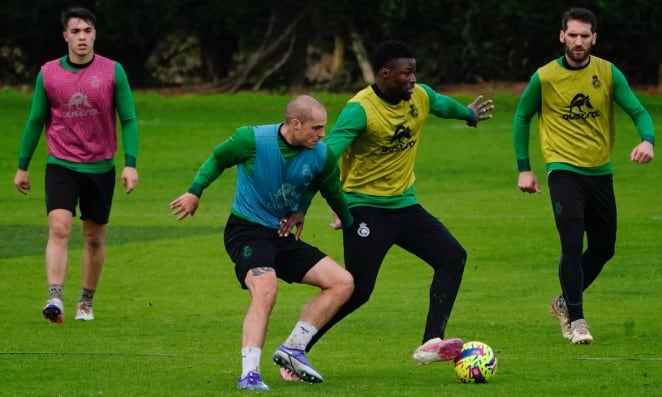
[513,8,655,344]
[170,95,354,390]
[283,40,494,375]
[13,7,140,323]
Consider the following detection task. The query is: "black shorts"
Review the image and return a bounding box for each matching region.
[223,214,327,289]
[342,204,465,278]
[45,164,116,224]
[547,170,616,233]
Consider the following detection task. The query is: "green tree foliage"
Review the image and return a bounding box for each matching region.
[1,0,660,89]
[0,0,87,83]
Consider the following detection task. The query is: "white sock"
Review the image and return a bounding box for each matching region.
[241,347,261,377]
[283,321,318,350]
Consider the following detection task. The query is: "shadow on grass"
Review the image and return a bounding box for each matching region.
[0,224,222,259]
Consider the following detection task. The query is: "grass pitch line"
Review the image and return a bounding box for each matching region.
[574,357,662,361]
[0,351,189,357]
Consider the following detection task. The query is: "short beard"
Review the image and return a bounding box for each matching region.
[565,44,591,65]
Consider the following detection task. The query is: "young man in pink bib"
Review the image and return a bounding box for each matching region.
[13,7,140,323]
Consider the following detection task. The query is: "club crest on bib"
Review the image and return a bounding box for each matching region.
[592,75,601,88]
[242,245,253,259]
[357,222,370,238]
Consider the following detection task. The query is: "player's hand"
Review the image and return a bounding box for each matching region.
[279,211,305,240]
[518,171,541,193]
[630,141,654,164]
[121,167,139,194]
[466,95,495,127]
[14,169,31,195]
[329,211,342,230]
[170,193,200,220]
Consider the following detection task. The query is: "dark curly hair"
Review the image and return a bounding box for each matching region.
[371,40,414,73]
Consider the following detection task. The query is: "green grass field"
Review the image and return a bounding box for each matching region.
[0,87,660,396]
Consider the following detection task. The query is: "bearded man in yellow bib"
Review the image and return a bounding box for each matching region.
[513,8,655,345]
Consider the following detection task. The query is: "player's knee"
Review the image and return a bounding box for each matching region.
[598,245,615,263]
[327,270,354,303]
[437,245,467,274]
[84,234,104,250]
[348,287,372,308]
[338,271,354,299]
[455,247,467,272]
[246,269,278,301]
[49,221,72,241]
[251,282,278,304]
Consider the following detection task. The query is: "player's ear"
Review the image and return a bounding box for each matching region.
[559,30,565,44]
[291,118,301,131]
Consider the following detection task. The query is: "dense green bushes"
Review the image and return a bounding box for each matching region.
[1,0,659,90]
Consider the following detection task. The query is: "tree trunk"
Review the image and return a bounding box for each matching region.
[331,35,345,75]
[349,26,373,84]
[253,34,297,91]
[217,5,312,93]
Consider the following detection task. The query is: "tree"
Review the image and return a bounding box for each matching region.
[217,3,313,92]
[1,0,660,89]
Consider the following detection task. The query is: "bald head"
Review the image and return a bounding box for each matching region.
[284,95,326,125]
[280,95,327,149]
